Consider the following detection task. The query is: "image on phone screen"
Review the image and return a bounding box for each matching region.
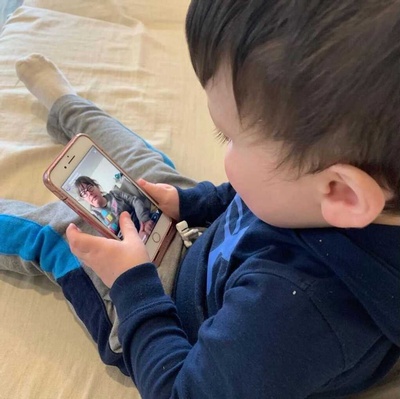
[61,146,160,243]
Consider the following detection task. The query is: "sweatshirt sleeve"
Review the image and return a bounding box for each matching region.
[117,190,151,222]
[110,263,344,399]
[176,181,236,226]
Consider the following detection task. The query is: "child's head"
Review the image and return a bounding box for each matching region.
[186,0,400,228]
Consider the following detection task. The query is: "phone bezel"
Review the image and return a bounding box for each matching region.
[43,134,175,265]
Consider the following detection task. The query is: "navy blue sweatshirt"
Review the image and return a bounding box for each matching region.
[110,182,400,398]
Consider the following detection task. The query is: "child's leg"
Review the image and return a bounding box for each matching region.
[0,196,185,375]
[46,94,187,185]
[2,54,197,375]
[16,53,195,187]
[0,198,130,372]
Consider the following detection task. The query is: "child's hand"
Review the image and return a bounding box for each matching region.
[140,220,155,236]
[137,178,180,221]
[66,211,150,288]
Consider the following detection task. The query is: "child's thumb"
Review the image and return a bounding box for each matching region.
[119,211,138,240]
[137,178,162,203]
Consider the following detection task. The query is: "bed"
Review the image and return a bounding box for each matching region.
[0,1,398,398]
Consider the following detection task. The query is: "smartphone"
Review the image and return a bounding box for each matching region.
[43,134,175,265]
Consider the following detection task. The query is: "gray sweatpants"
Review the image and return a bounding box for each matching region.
[0,94,197,374]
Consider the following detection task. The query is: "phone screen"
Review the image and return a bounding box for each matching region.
[61,146,161,243]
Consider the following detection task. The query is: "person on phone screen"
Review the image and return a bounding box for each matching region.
[1,1,400,398]
[75,176,156,240]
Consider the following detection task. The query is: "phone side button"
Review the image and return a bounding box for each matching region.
[152,232,161,243]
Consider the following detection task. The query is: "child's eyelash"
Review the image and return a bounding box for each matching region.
[213,128,230,145]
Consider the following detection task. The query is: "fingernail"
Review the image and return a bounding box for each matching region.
[69,223,81,232]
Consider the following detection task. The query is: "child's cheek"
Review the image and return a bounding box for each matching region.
[223,142,236,185]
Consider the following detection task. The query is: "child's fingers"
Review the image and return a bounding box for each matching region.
[66,223,87,257]
[66,223,102,259]
[137,178,168,201]
[137,178,180,220]
[119,211,140,241]
[67,223,82,233]
[137,179,160,198]
[137,178,154,192]
[136,178,148,187]
[66,223,83,252]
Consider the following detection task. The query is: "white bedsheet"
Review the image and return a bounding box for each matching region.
[0,1,223,398]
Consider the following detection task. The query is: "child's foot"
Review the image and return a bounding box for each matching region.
[16,54,76,110]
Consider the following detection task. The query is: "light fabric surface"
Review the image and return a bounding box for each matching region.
[0,1,398,398]
[0,1,223,398]
[0,0,23,26]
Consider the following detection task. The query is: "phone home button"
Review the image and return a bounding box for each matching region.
[152,232,161,243]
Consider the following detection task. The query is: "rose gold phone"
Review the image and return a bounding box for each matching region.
[43,134,175,265]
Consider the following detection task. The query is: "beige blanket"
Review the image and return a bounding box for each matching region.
[0,1,398,398]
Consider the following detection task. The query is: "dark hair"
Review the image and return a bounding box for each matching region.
[186,0,400,212]
[74,176,99,190]
[74,176,103,199]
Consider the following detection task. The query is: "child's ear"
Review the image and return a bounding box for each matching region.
[320,164,386,228]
